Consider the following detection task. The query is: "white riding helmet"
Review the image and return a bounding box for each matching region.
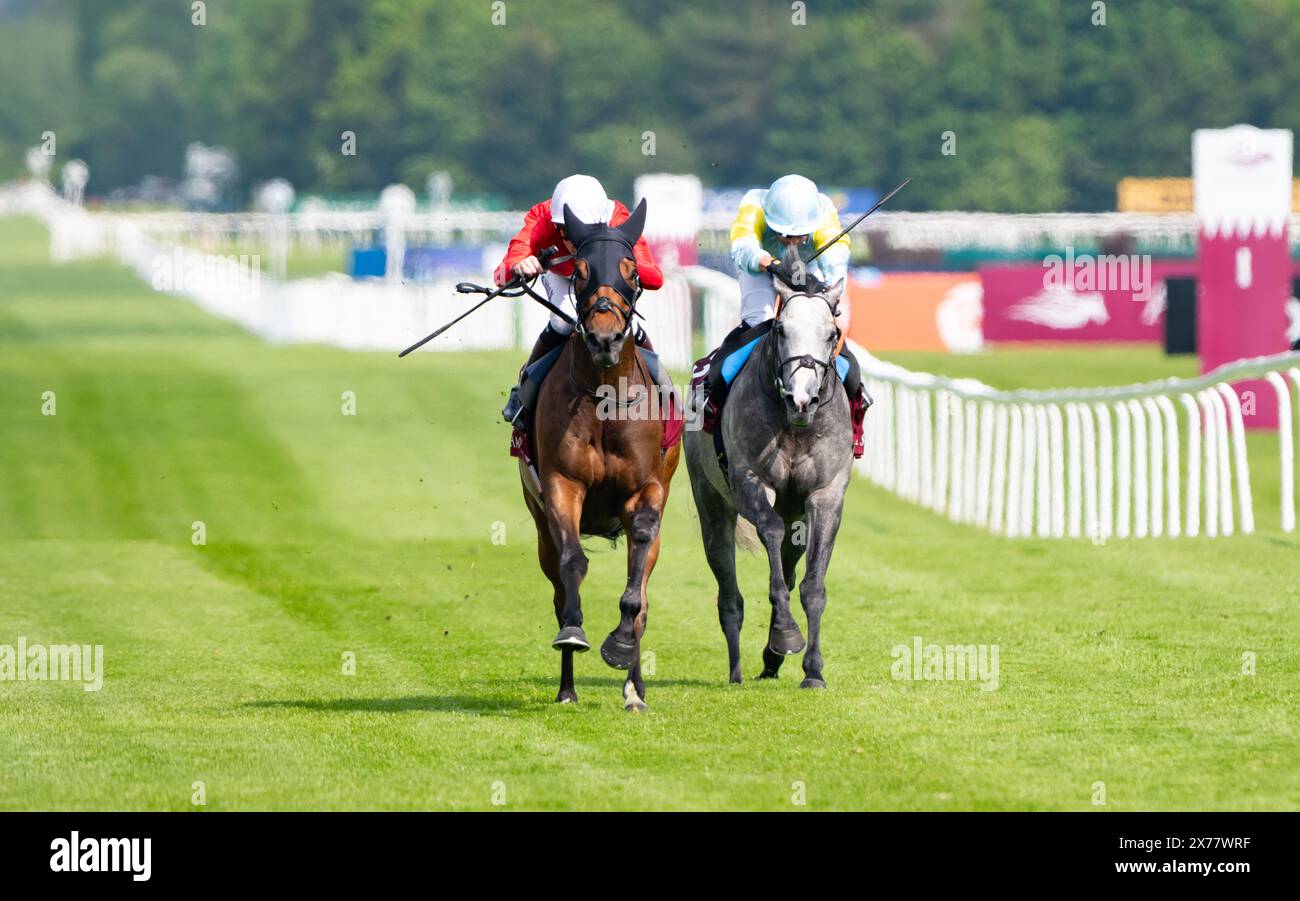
[550,174,614,225]
[762,174,823,236]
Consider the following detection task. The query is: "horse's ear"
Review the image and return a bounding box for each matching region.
[773,272,797,308]
[616,198,648,244]
[562,203,593,247]
[825,278,846,308]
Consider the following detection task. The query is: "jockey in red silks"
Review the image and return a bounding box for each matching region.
[499,175,666,429]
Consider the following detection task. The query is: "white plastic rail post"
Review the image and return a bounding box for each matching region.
[1208,388,1234,537]
[1179,393,1201,538]
[1006,405,1024,538]
[1128,399,1149,539]
[918,390,934,508]
[1198,390,1219,538]
[1048,405,1067,538]
[1094,402,1114,542]
[1216,383,1254,535]
[948,396,965,522]
[963,399,980,523]
[933,390,949,515]
[1079,404,1098,540]
[1267,372,1295,532]
[1020,404,1037,537]
[975,401,995,527]
[1155,395,1181,538]
[1035,405,1052,537]
[1142,397,1164,537]
[1115,401,1132,539]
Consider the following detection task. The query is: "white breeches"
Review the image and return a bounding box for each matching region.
[738,269,851,331]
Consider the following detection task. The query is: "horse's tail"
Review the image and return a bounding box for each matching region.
[734,515,762,554]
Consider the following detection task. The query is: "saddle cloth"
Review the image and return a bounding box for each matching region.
[690,324,865,477]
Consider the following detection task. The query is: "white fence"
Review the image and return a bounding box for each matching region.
[4,182,695,364]
[854,342,1300,537]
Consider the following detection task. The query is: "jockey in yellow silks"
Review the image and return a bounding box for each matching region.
[729,174,852,332]
[695,174,867,457]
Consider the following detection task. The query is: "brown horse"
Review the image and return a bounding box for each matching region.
[519,200,681,711]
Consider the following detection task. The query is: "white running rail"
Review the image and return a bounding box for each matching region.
[3,182,698,364]
[851,341,1300,538]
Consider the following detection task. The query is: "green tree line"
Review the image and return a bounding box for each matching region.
[2,0,1298,211]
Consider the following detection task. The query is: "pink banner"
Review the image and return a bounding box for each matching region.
[980,259,1196,343]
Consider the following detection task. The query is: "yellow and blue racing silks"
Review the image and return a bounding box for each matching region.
[729,188,852,285]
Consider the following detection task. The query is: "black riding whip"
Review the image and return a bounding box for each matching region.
[804,176,911,266]
[398,245,569,357]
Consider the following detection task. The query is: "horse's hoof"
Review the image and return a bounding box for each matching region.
[767,626,806,656]
[600,632,638,670]
[800,678,827,690]
[728,669,743,685]
[622,679,647,712]
[756,669,780,680]
[552,626,590,653]
[556,689,578,704]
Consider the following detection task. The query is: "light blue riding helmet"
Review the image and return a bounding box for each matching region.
[761,174,823,236]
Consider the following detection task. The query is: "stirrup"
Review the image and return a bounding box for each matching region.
[502,384,525,424]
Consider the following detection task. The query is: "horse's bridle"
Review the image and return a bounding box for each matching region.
[770,290,842,402]
[569,233,642,340]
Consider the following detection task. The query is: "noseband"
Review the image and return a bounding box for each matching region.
[771,291,842,401]
[570,233,642,339]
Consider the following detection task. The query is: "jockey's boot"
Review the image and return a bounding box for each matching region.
[836,347,873,459]
[502,324,569,430]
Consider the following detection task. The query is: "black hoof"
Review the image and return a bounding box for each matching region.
[800,677,827,689]
[556,688,578,703]
[756,669,780,680]
[767,626,806,656]
[728,668,742,685]
[600,632,638,670]
[552,626,590,653]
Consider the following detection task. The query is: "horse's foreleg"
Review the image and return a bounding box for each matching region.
[781,520,805,592]
[544,475,590,654]
[535,512,578,703]
[602,481,663,682]
[733,472,805,675]
[526,484,578,703]
[798,483,847,689]
[620,531,660,712]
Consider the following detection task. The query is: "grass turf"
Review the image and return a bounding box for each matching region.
[0,215,1296,810]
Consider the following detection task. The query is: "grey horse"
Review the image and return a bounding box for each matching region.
[684,268,853,688]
